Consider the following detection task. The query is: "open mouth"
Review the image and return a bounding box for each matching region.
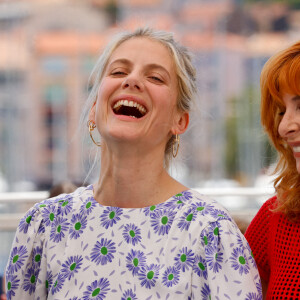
[113,100,147,119]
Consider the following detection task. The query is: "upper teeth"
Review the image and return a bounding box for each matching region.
[293,146,300,152]
[113,100,146,115]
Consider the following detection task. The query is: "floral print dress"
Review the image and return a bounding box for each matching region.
[6,185,262,299]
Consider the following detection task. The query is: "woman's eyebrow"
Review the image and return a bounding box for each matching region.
[146,63,171,80]
[108,59,171,79]
[108,58,132,67]
[292,95,300,101]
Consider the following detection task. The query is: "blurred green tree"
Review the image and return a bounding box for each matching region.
[225,87,277,184]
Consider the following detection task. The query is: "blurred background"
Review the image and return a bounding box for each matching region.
[0,0,299,279]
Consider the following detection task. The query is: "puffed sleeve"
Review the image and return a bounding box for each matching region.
[5,203,48,300]
[192,218,262,299]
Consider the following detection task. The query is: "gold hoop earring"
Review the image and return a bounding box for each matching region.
[172,134,180,158]
[87,120,101,147]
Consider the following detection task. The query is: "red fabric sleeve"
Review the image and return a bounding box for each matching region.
[245,196,277,282]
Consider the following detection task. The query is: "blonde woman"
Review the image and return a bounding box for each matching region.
[6,27,261,299]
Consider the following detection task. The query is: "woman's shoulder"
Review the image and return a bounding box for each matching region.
[184,190,249,249]
[262,195,278,209]
[16,185,95,243]
[188,189,232,218]
[145,189,233,231]
[24,185,93,224]
[244,195,277,241]
[47,184,91,205]
[253,195,278,220]
[171,189,233,227]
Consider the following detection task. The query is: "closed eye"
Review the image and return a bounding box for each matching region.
[111,71,126,76]
[149,76,164,83]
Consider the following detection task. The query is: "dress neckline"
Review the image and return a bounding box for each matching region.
[84,184,193,210]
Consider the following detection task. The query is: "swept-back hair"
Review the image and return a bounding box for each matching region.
[260,40,300,221]
[81,27,197,169]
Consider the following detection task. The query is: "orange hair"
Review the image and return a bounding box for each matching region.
[260,40,300,221]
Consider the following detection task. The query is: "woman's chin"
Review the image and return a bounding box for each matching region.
[102,129,144,144]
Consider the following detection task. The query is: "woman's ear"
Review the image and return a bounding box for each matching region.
[172,111,189,135]
[89,102,96,122]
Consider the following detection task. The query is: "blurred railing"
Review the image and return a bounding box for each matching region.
[0,187,276,230]
[0,187,276,273]
[0,191,48,231]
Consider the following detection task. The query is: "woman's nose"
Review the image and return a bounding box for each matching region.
[278,112,299,138]
[121,73,143,91]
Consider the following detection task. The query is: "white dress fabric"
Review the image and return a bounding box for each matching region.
[6,185,262,299]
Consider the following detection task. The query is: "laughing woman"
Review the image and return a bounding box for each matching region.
[245,41,300,299]
[5,28,261,299]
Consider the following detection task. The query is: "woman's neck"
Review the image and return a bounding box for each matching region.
[93,145,187,208]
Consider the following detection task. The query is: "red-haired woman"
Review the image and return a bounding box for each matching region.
[245,40,300,299]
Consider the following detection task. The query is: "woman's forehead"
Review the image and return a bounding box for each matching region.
[108,37,174,68]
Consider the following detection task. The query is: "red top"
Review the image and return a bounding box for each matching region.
[245,196,300,299]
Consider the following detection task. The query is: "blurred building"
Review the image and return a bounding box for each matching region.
[31,31,106,187]
[0,0,299,190]
[0,1,110,189]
